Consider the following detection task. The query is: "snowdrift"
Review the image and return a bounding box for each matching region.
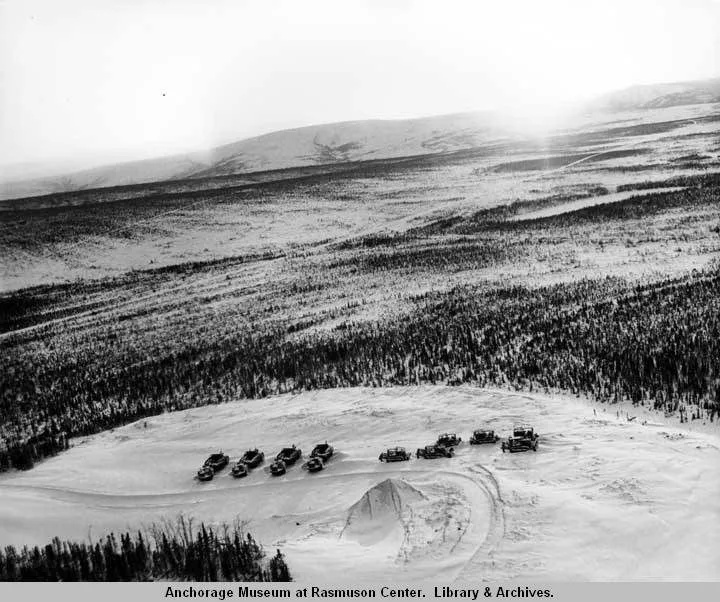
[341,478,426,546]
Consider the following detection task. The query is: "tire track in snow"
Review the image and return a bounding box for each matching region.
[455,464,507,581]
[0,465,502,572]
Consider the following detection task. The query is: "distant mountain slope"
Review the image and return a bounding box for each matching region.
[0,112,507,200]
[2,76,719,201]
[0,153,213,201]
[589,77,720,112]
[189,111,505,179]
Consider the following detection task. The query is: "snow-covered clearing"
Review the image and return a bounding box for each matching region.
[0,387,718,581]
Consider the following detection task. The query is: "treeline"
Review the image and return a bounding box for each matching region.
[366,177,715,244]
[403,185,610,238]
[492,148,647,173]
[2,266,719,471]
[324,182,716,277]
[329,239,523,273]
[0,249,285,334]
[442,180,717,235]
[2,178,718,471]
[0,517,290,582]
[616,171,720,192]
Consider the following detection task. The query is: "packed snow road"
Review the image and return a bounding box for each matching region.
[0,387,718,581]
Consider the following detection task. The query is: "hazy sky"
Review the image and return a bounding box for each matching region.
[1,0,718,170]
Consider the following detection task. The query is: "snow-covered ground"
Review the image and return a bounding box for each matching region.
[0,387,718,581]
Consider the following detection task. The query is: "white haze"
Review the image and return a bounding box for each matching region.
[1,0,718,174]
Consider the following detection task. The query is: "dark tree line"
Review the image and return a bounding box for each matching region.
[2,173,718,472]
[0,517,290,582]
[617,171,720,192]
[2,267,719,472]
[0,248,284,334]
[493,149,646,173]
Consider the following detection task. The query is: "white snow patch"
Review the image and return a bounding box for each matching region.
[0,386,718,581]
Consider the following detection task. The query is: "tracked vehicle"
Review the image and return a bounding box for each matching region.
[270,459,287,476]
[275,445,302,465]
[310,442,334,462]
[197,466,215,481]
[436,433,462,447]
[203,452,230,471]
[416,444,454,459]
[469,429,500,445]
[378,447,411,462]
[501,425,539,453]
[303,457,325,473]
[231,461,249,478]
[240,448,264,468]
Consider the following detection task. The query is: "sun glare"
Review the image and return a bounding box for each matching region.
[0,0,717,166]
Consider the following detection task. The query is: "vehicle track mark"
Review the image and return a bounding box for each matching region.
[454,464,507,581]
[0,464,501,574]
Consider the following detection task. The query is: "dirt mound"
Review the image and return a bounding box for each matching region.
[340,478,426,545]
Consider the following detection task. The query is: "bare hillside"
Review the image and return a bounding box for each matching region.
[3,76,719,201]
